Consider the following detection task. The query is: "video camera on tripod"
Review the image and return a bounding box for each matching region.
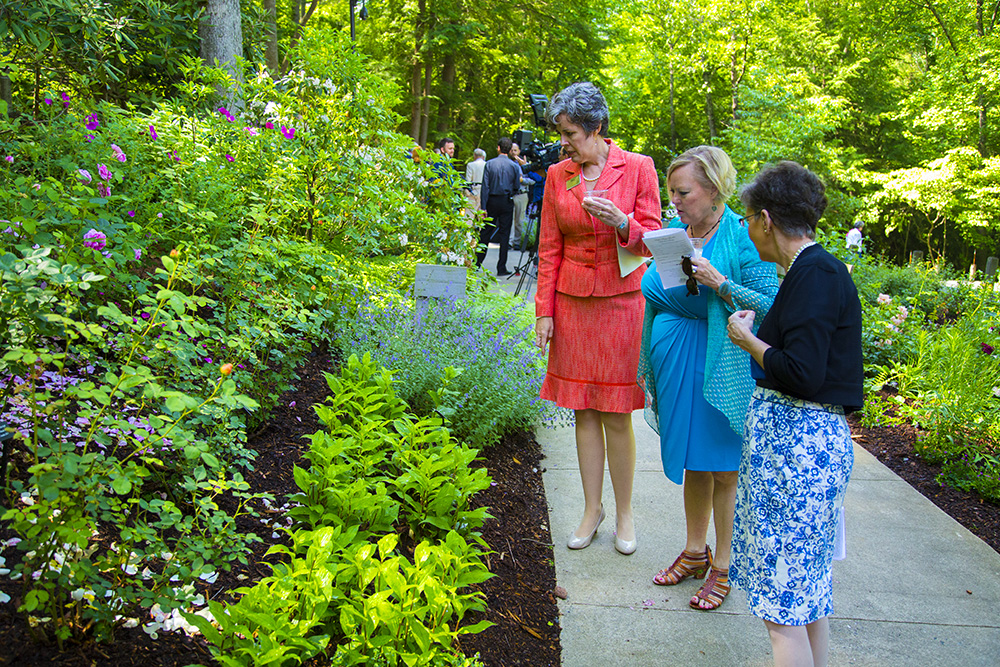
[512,94,562,174]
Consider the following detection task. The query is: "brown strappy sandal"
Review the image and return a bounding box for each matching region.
[652,545,713,586]
[689,567,730,610]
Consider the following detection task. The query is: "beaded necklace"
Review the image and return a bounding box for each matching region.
[788,241,817,272]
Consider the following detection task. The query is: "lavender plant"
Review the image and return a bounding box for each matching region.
[336,292,555,449]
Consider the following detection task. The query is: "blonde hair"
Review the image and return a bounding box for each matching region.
[666,146,736,203]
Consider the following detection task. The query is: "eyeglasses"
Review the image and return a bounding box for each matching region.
[738,211,763,227]
[681,256,698,296]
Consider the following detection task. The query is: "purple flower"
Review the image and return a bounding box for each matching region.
[3,156,12,163]
[244,127,258,136]
[85,134,95,143]
[149,125,158,140]
[61,92,70,108]
[265,121,274,130]
[127,210,135,217]
[78,169,92,183]
[218,106,228,115]
[171,151,179,162]
[111,144,126,163]
[85,114,100,131]
[83,229,107,251]
[98,184,111,197]
[141,312,150,319]
[44,97,52,106]
[281,125,295,140]
[204,357,213,364]
[225,154,234,162]
[983,343,995,355]
[98,163,112,181]
[134,248,142,261]
[156,212,163,218]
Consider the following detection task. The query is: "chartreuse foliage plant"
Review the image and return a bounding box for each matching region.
[185,354,491,666]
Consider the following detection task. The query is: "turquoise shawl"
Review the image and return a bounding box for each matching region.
[638,205,780,434]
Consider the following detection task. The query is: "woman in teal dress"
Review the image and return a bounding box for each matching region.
[639,146,779,610]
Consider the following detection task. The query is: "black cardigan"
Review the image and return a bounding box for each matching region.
[754,244,864,412]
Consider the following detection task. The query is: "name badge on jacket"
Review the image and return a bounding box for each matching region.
[566,174,581,190]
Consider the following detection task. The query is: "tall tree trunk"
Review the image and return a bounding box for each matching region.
[420,59,432,146]
[669,64,677,153]
[0,71,11,119]
[435,52,456,135]
[263,0,279,76]
[409,0,426,141]
[703,66,717,142]
[976,0,989,156]
[199,0,244,105]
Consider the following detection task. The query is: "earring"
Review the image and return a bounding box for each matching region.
[712,205,718,212]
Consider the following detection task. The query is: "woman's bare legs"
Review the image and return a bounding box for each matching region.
[601,411,636,541]
[572,409,606,538]
[765,618,829,667]
[572,409,636,541]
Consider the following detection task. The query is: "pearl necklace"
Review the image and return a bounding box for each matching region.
[581,170,600,182]
[788,241,817,271]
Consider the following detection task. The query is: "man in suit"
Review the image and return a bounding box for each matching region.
[477,137,521,274]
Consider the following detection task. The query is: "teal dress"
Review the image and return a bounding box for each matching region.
[641,234,741,483]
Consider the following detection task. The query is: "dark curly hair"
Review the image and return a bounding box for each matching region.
[739,161,827,239]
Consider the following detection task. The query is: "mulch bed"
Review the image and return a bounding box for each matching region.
[2,350,998,665]
[0,349,560,666]
[847,413,1000,555]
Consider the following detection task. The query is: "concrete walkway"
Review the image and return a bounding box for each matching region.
[539,412,1000,666]
[483,240,1000,664]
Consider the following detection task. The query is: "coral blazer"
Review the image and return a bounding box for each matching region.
[535,140,662,317]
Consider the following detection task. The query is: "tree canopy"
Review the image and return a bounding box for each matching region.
[2,0,998,265]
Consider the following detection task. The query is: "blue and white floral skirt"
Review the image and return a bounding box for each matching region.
[731,386,853,626]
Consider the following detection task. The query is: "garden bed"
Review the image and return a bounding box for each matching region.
[3,350,998,664]
[0,349,560,666]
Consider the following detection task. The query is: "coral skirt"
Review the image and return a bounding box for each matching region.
[540,290,646,413]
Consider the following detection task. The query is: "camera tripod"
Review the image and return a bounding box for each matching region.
[511,213,539,297]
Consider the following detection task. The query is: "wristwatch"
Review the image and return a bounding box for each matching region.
[717,278,732,298]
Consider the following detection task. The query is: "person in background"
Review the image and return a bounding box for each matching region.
[510,142,529,250]
[478,137,521,274]
[435,137,455,158]
[535,81,661,556]
[465,148,487,210]
[727,161,862,667]
[640,146,779,610]
[845,220,864,255]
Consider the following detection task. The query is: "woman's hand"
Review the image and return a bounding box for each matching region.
[581,196,628,230]
[536,316,554,351]
[688,256,727,292]
[727,310,756,350]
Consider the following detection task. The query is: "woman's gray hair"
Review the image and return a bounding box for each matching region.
[546,82,610,136]
[739,161,827,239]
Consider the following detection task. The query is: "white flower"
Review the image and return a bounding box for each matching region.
[142,621,161,639]
[398,233,408,246]
[122,617,139,628]
[19,492,34,506]
[198,570,219,584]
[876,293,892,305]
[0,591,10,604]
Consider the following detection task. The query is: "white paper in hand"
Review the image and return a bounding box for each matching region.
[642,228,695,288]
